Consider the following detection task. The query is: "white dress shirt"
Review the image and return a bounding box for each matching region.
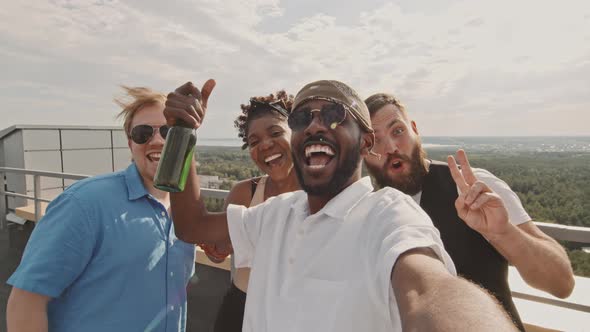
[227,177,455,332]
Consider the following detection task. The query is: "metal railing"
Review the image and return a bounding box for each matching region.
[0,167,87,229]
[0,167,224,229]
[2,166,590,244]
[535,221,590,244]
[1,166,589,318]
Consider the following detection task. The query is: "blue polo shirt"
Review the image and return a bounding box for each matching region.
[8,163,196,332]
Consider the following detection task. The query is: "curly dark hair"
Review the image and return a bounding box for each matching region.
[235,90,294,149]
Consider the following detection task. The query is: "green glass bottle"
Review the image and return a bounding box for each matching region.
[154,122,197,192]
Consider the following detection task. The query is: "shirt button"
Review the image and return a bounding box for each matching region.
[170,272,174,277]
[170,305,175,311]
[161,211,166,217]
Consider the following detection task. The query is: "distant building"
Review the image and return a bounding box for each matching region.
[0,124,225,213]
[198,175,223,189]
[0,125,128,211]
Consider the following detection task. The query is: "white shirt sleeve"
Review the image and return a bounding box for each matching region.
[367,192,456,327]
[473,168,531,226]
[227,202,267,268]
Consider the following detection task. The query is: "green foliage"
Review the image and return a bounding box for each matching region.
[218,181,232,190]
[195,147,262,181]
[196,147,257,212]
[204,197,225,212]
[567,249,590,277]
[426,150,590,228]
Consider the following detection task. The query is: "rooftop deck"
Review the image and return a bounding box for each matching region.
[1,167,589,331]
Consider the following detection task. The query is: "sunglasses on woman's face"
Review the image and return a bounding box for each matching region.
[250,98,289,117]
[287,103,347,131]
[129,124,169,144]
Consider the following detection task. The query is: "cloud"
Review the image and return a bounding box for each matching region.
[0,0,589,137]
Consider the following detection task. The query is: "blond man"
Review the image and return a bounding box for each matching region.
[7,87,196,332]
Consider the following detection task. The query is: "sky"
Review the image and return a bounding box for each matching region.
[1,0,589,138]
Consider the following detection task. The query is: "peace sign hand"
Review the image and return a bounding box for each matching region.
[448,149,511,239]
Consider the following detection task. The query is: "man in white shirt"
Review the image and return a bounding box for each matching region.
[164,79,518,331]
[363,92,575,331]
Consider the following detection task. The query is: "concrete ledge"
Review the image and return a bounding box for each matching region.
[14,204,48,223]
[510,266,590,331]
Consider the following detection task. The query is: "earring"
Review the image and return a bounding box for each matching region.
[367,133,381,160]
[369,150,381,160]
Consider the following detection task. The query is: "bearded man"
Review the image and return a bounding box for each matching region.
[363,92,575,331]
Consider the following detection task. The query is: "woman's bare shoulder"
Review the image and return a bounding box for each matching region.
[224,177,261,208]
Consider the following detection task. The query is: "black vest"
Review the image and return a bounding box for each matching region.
[420,161,524,331]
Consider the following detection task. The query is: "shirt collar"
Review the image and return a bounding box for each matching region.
[291,177,374,220]
[291,191,310,216]
[125,163,149,201]
[322,177,373,219]
[412,191,423,204]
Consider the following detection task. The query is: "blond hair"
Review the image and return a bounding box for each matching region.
[114,86,166,136]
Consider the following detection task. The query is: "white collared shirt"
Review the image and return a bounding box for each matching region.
[227,177,455,332]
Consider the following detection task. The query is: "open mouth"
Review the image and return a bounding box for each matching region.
[264,153,283,167]
[304,143,336,169]
[147,152,161,162]
[387,157,408,173]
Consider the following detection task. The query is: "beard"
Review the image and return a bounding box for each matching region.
[293,136,361,197]
[365,141,428,195]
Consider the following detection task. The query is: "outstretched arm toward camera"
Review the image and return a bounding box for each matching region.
[165,80,230,247]
[393,248,517,332]
[448,149,574,298]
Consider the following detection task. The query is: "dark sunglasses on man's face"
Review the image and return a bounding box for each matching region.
[287,103,347,131]
[129,125,169,144]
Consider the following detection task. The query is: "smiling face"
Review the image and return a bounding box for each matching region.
[363,103,428,195]
[290,99,368,197]
[247,114,293,181]
[127,102,166,189]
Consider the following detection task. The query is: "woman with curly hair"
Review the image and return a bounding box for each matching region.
[206,90,300,332]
